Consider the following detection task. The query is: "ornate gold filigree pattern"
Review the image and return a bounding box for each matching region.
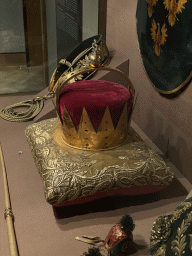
[151,216,172,242]
[53,56,93,95]
[151,20,168,56]
[150,200,192,255]
[49,40,109,93]
[147,0,158,17]
[57,58,87,86]
[171,211,192,256]
[163,0,188,26]
[151,244,166,256]
[25,118,174,206]
[55,41,109,92]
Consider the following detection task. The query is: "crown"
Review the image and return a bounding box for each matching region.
[55,40,135,150]
[56,80,133,150]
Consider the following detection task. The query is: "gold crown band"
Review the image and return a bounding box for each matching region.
[59,102,130,150]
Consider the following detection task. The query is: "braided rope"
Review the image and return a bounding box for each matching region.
[0,38,109,122]
[0,97,45,122]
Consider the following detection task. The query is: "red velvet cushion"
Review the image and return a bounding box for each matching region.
[58,80,133,130]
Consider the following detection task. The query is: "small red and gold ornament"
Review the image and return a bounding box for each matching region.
[78,215,137,256]
[104,215,136,255]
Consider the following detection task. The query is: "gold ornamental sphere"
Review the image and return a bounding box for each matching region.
[88,39,102,67]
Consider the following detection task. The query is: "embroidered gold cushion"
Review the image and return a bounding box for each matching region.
[25,69,174,206]
[25,118,174,206]
[150,196,192,256]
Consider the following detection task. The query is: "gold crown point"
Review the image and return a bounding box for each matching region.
[116,102,128,130]
[62,106,77,146]
[97,106,114,133]
[78,108,96,134]
[63,106,76,129]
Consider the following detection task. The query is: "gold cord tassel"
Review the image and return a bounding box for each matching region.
[0,143,19,256]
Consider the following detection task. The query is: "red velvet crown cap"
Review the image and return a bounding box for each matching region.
[58,80,133,130]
